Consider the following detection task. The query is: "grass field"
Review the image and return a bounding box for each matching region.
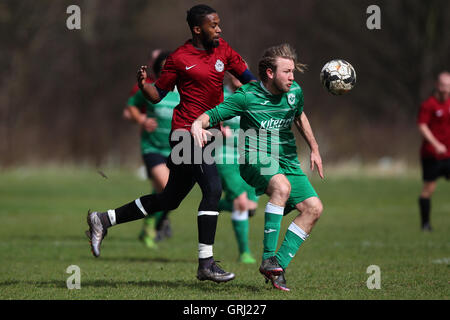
[0,167,448,300]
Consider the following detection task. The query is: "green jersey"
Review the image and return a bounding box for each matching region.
[216,86,241,164]
[127,89,179,157]
[206,81,304,170]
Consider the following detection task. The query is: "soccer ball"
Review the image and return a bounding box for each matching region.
[320,59,356,95]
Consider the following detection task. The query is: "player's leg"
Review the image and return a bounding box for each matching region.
[138,190,158,249]
[139,154,169,248]
[194,160,235,282]
[218,163,256,264]
[257,174,292,283]
[275,196,323,271]
[262,174,291,261]
[418,158,440,231]
[230,192,256,264]
[419,181,436,231]
[86,160,195,257]
[269,173,320,291]
[150,163,172,241]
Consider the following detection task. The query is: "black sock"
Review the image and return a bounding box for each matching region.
[115,199,147,224]
[199,257,214,269]
[98,212,112,228]
[419,197,430,226]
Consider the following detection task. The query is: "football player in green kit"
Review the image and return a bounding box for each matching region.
[125,51,179,248]
[191,44,324,291]
[217,74,259,264]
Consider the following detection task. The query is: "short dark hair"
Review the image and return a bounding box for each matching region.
[186,4,216,30]
[153,51,171,77]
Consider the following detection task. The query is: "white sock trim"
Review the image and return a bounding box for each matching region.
[288,222,309,240]
[198,211,219,216]
[107,209,117,226]
[231,210,249,221]
[198,243,213,259]
[265,202,284,215]
[135,198,148,216]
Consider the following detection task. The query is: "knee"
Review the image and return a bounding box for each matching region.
[208,182,223,201]
[275,182,291,203]
[200,181,222,208]
[420,182,436,198]
[306,199,323,222]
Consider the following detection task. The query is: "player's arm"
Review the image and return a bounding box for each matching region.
[126,105,158,132]
[191,90,246,147]
[236,68,257,84]
[125,105,145,124]
[191,113,212,147]
[137,66,165,104]
[294,112,324,179]
[126,91,158,132]
[226,45,257,84]
[418,123,447,154]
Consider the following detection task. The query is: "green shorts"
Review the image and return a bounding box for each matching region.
[216,163,258,203]
[239,162,318,214]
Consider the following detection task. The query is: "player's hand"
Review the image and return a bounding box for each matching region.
[310,150,324,179]
[143,117,158,132]
[219,123,232,138]
[137,66,148,88]
[434,142,447,155]
[191,120,212,147]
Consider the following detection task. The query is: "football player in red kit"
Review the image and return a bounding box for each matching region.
[86,4,256,282]
[417,71,450,231]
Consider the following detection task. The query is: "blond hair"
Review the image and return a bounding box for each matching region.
[258,43,307,81]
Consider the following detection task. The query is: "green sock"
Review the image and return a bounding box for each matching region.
[276,222,308,269]
[143,214,155,227]
[262,202,284,261]
[154,211,164,228]
[231,210,250,254]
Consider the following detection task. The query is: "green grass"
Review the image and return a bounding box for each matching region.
[0,167,448,299]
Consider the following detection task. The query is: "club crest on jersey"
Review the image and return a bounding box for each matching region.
[215,59,224,72]
[287,93,296,106]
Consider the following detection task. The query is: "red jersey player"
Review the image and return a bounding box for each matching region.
[417,71,450,231]
[86,4,256,283]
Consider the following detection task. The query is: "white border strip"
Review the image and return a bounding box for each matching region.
[288,222,309,240]
[107,209,117,226]
[198,243,213,259]
[231,210,249,221]
[198,211,219,216]
[135,198,148,216]
[265,202,284,215]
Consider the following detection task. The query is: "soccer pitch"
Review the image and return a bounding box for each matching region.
[0,167,448,300]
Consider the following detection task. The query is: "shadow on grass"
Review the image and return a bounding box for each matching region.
[0,279,261,293]
[98,256,194,264]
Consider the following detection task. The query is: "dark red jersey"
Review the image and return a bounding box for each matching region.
[417,95,450,159]
[155,38,247,131]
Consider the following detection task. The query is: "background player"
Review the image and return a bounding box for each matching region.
[417,71,450,231]
[191,43,324,291]
[124,50,178,248]
[86,4,257,283]
[217,73,259,264]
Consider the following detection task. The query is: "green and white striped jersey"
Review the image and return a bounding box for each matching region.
[206,81,304,169]
[127,88,179,157]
